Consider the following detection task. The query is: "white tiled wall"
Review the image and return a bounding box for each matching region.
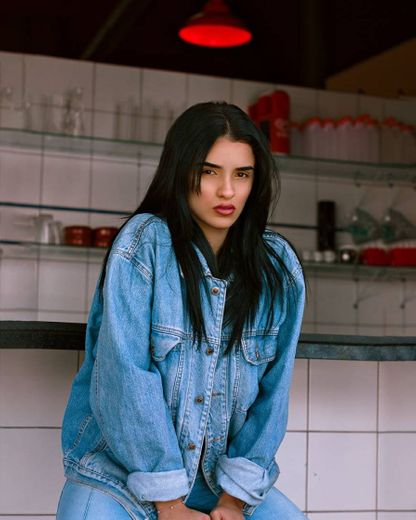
[0,51,415,517]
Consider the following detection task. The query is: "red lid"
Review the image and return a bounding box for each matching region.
[355,113,371,123]
[382,117,399,127]
[366,117,379,127]
[322,118,335,127]
[303,117,322,128]
[336,116,354,127]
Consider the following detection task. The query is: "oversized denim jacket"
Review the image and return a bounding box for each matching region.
[61,212,305,519]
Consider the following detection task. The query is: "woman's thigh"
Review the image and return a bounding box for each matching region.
[248,487,308,520]
[56,479,138,520]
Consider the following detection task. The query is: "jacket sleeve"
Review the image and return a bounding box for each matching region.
[89,248,190,502]
[215,266,305,511]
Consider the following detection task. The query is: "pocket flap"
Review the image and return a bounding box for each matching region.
[241,334,278,365]
[150,329,182,361]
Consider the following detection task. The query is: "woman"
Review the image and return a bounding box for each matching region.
[56,101,307,519]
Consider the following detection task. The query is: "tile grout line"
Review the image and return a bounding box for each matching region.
[375,360,380,519]
[305,358,310,514]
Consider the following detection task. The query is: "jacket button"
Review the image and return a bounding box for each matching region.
[195,395,204,404]
[187,442,196,450]
[255,350,260,359]
[211,287,220,295]
[206,347,214,355]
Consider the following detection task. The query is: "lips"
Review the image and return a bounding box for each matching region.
[214,205,236,216]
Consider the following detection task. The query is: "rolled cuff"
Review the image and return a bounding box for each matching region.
[215,455,279,508]
[127,468,189,502]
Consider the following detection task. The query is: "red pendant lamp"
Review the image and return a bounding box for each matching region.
[179,0,252,48]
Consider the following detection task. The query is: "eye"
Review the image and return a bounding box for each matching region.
[236,171,250,178]
[202,169,216,175]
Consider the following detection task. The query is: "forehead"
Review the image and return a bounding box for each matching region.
[205,137,254,165]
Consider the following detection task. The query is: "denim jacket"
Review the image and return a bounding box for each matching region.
[61,212,305,519]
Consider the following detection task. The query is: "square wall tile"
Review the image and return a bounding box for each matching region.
[378,433,416,510]
[0,349,78,426]
[0,428,65,514]
[42,154,91,207]
[308,433,376,510]
[357,280,403,328]
[288,359,308,431]
[357,94,384,121]
[0,258,38,310]
[231,79,274,112]
[275,432,307,511]
[24,55,94,108]
[37,311,87,322]
[138,160,157,203]
[308,514,376,520]
[91,157,139,212]
[92,110,117,139]
[316,178,362,228]
[0,150,42,203]
[272,175,317,226]
[141,68,187,118]
[0,51,24,105]
[309,360,377,431]
[187,73,232,106]
[314,278,357,325]
[94,63,140,112]
[379,362,416,431]
[317,90,358,120]
[0,206,40,242]
[277,84,318,123]
[38,260,87,312]
[378,514,416,520]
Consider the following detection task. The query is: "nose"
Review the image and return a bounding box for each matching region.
[217,175,235,199]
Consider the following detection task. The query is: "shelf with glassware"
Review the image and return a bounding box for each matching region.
[1,237,416,280]
[0,126,415,185]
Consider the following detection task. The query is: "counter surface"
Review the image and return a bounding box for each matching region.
[1,321,415,361]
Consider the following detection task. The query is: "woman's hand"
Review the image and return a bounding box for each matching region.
[209,492,245,520]
[155,499,210,519]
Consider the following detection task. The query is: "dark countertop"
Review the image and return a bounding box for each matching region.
[1,321,415,361]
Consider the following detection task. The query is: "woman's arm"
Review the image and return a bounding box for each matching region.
[89,249,189,503]
[215,267,305,510]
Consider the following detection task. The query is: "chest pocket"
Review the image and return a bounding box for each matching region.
[150,329,182,361]
[241,333,279,365]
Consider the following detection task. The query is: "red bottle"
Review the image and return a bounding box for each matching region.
[269,90,290,154]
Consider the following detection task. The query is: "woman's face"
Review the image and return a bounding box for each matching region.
[188,136,255,252]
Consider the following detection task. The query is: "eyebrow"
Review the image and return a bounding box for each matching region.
[202,161,254,171]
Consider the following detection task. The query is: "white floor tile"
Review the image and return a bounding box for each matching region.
[275,432,307,511]
[288,359,308,430]
[0,349,78,427]
[379,362,416,431]
[378,433,416,510]
[308,433,376,510]
[0,428,65,514]
[309,360,377,431]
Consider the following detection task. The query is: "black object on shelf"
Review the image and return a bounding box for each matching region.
[318,200,336,251]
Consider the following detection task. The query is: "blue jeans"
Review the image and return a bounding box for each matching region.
[57,470,307,519]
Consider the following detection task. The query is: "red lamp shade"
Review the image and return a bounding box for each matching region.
[179,0,252,48]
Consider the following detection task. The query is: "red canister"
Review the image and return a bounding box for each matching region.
[269,90,290,154]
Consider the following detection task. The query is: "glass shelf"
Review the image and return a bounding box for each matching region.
[0,127,415,184]
[304,261,416,280]
[0,240,106,264]
[1,240,416,278]
[276,154,416,186]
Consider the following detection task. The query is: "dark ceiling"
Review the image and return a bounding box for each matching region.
[2,0,416,89]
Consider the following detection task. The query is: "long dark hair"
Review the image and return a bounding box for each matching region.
[98,101,304,354]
